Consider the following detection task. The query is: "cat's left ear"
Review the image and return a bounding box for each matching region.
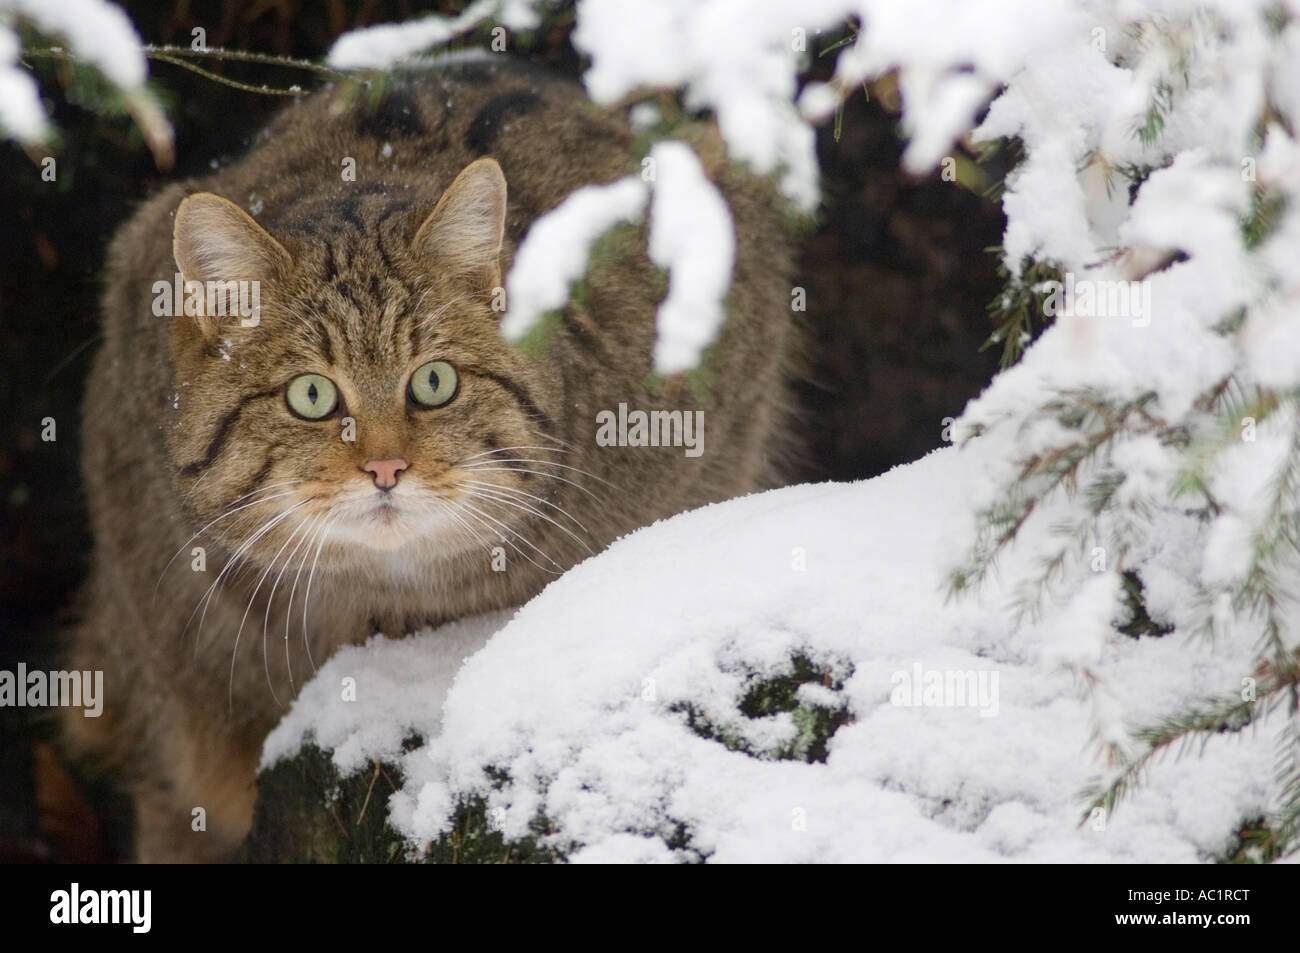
[413,157,507,291]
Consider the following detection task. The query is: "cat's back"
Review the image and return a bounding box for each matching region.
[189,57,637,250]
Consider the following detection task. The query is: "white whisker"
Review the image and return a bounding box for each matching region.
[432,497,492,552]
[418,289,492,332]
[227,502,310,710]
[301,514,341,675]
[262,516,316,702]
[458,478,591,533]
[154,484,301,595]
[458,444,570,463]
[283,515,325,694]
[460,457,611,486]
[455,500,564,574]
[459,485,593,554]
[531,429,582,454]
[459,464,603,499]
[188,501,304,653]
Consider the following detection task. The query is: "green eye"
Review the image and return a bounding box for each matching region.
[285,374,339,420]
[409,360,458,408]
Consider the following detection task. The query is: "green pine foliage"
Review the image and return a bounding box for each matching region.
[961,13,1300,861]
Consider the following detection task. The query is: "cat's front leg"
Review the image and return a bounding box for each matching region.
[131,714,261,863]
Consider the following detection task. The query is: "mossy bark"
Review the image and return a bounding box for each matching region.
[239,744,555,863]
[237,745,410,864]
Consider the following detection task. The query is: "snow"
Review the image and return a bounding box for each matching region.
[319,0,1146,380]
[951,0,1300,717]
[572,0,838,211]
[262,613,508,775]
[501,176,648,342]
[0,25,44,142]
[831,0,1082,174]
[646,142,735,375]
[330,0,839,209]
[3,0,147,88]
[264,448,1282,862]
[0,0,153,144]
[503,141,735,373]
[326,0,540,68]
[327,0,498,70]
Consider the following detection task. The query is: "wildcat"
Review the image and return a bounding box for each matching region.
[62,57,797,862]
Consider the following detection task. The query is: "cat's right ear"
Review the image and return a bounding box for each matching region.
[173,192,292,339]
[412,157,507,293]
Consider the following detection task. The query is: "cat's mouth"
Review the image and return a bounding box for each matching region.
[352,494,417,536]
[302,485,472,553]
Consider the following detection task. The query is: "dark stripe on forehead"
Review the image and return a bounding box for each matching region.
[378,290,398,362]
[408,306,424,357]
[179,387,279,476]
[317,321,335,364]
[461,363,551,432]
[333,279,365,315]
[376,204,417,272]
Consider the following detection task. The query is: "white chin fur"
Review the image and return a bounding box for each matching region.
[311,490,469,552]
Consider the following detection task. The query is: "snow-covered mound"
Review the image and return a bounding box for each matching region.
[263,446,1281,862]
[262,611,509,776]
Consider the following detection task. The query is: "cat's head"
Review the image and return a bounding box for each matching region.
[165,158,571,575]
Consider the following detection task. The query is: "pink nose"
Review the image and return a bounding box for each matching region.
[363,458,408,490]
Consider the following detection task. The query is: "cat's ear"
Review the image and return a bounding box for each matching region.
[173,192,292,338]
[412,157,506,291]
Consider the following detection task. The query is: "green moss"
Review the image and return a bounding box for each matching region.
[643,293,733,399]
[628,98,706,162]
[645,343,722,402]
[243,746,563,863]
[586,222,647,278]
[674,653,853,763]
[420,769,708,862]
[514,309,565,357]
[513,223,650,359]
[780,204,822,238]
[238,743,410,863]
[422,794,558,864]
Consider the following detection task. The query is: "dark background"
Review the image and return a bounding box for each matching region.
[0,0,1005,861]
